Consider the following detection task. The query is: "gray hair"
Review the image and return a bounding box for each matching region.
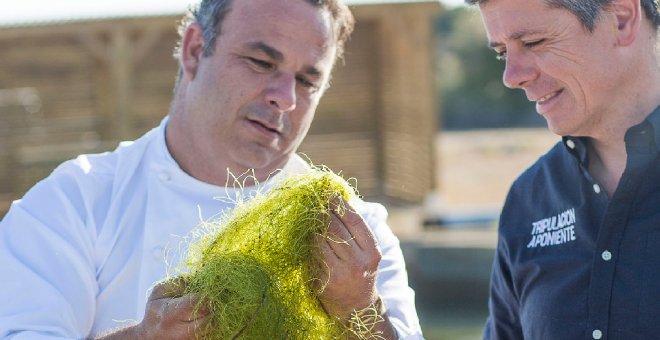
[174,0,355,60]
[464,0,660,31]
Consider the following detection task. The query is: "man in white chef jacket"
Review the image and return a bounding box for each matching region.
[0,0,423,339]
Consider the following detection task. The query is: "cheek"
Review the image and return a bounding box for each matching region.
[293,95,317,122]
[287,109,315,142]
[292,110,315,131]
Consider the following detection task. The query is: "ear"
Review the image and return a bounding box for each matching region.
[608,0,642,46]
[180,23,205,80]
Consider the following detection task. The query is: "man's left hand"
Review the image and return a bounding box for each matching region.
[315,200,382,322]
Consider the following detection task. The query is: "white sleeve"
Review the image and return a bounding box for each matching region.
[0,169,98,339]
[357,201,424,340]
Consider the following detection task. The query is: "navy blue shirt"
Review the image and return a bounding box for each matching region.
[484,105,660,340]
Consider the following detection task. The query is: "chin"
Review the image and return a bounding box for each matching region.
[239,151,288,174]
[543,114,574,137]
[546,125,564,136]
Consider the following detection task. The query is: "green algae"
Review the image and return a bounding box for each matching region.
[180,168,361,339]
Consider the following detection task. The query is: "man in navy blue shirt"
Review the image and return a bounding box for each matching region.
[463,0,660,338]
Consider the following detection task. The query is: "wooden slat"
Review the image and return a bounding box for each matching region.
[0,4,439,208]
[299,133,378,196]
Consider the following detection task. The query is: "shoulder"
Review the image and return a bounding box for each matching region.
[12,126,160,224]
[43,132,155,195]
[499,141,578,239]
[508,141,572,199]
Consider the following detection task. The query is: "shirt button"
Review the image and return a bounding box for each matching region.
[566,139,576,149]
[159,172,171,182]
[601,250,612,261]
[592,329,603,339]
[593,184,601,194]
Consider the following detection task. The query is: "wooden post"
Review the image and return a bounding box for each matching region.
[372,4,440,203]
[111,27,132,140]
[79,24,164,141]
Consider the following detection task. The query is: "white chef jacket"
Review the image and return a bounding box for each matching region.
[0,118,422,339]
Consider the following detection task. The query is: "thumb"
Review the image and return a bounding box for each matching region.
[149,277,188,301]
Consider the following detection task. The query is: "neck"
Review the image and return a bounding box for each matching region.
[587,137,627,197]
[586,91,660,198]
[164,91,285,188]
[165,124,285,188]
[586,34,660,197]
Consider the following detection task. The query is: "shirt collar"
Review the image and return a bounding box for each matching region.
[561,104,660,163]
[644,104,660,150]
[561,135,588,165]
[155,115,310,195]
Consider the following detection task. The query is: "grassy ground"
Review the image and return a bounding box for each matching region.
[419,307,487,340]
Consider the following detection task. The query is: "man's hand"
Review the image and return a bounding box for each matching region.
[137,279,211,339]
[316,200,382,322]
[314,200,398,339]
[96,279,210,339]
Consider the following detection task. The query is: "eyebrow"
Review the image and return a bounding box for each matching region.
[245,41,323,78]
[303,65,322,79]
[246,41,284,62]
[488,29,546,49]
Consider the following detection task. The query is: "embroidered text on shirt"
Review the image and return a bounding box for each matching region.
[527,208,577,249]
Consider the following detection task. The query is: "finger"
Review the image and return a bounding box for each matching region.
[186,312,213,339]
[190,294,212,317]
[167,293,208,322]
[332,201,377,252]
[325,214,357,261]
[328,197,358,218]
[311,241,334,291]
[319,231,342,264]
[326,212,355,245]
[149,277,187,301]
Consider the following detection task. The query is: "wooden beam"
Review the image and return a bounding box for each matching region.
[79,32,111,64]
[77,24,169,141]
[374,5,440,202]
[132,27,164,64]
[0,17,176,40]
[111,27,132,140]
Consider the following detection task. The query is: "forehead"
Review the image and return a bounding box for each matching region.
[220,0,337,68]
[479,0,569,43]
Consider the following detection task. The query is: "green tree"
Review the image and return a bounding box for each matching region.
[436,7,544,130]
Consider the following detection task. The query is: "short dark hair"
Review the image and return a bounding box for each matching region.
[174,0,355,60]
[464,0,660,31]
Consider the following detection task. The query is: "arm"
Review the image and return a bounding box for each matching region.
[96,280,210,340]
[363,203,422,339]
[0,186,98,339]
[483,232,523,340]
[0,162,208,340]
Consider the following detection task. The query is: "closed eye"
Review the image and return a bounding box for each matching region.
[246,57,274,71]
[296,76,320,92]
[523,39,545,48]
[296,76,313,88]
[494,38,545,61]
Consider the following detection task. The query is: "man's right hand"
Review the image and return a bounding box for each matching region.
[96,279,211,339]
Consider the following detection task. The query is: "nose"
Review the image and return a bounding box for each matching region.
[265,73,297,113]
[502,49,537,89]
